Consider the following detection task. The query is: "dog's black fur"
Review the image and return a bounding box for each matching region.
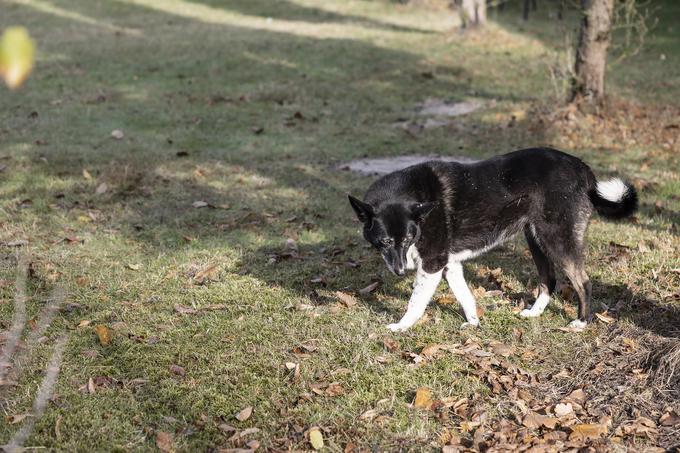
[349,147,637,324]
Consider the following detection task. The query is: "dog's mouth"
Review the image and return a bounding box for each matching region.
[382,255,406,277]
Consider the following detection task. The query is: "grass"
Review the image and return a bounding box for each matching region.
[1,0,679,451]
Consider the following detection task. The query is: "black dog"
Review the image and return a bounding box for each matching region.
[348,147,637,331]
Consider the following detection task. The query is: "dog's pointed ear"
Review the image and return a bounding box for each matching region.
[348,195,374,224]
[410,201,436,223]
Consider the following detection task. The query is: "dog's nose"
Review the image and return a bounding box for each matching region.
[394,268,405,277]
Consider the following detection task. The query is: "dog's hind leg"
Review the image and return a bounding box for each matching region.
[562,262,592,328]
[445,261,480,328]
[520,225,556,318]
[531,207,593,328]
[387,268,443,332]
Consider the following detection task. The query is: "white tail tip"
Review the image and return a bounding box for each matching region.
[596,178,628,203]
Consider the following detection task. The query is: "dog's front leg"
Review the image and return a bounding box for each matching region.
[387,268,442,332]
[445,261,480,328]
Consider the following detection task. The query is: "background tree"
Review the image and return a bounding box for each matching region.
[459,0,487,27]
[570,0,615,103]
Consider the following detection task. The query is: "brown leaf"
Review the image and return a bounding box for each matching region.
[156,431,174,453]
[360,409,379,420]
[335,291,357,307]
[235,406,253,422]
[87,377,96,394]
[169,364,185,376]
[7,413,30,424]
[413,387,433,409]
[566,388,586,403]
[660,410,680,427]
[489,341,514,357]
[523,411,559,430]
[174,304,197,315]
[94,325,112,346]
[359,281,379,295]
[194,264,219,284]
[595,312,616,324]
[569,423,608,441]
[325,382,344,397]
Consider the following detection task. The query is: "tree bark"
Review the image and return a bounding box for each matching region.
[571,0,615,103]
[460,0,487,27]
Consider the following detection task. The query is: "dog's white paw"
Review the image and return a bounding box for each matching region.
[387,323,408,332]
[519,308,541,318]
[460,319,479,329]
[567,319,587,330]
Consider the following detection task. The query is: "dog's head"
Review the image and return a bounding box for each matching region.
[348,195,434,276]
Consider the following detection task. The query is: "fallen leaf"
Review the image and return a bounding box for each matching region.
[95,183,108,194]
[174,304,197,315]
[566,388,586,403]
[489,342,514,357]
[558,325,585,333]
[218,423,236,433]
[569,423,608,441]
[325,383,344,397]
[192,200,209,208]
[554,402,573,417]
[421,343,446,357]
[82,169,92,180]
[360,409,379,420]
[6,413,30,424]
[523,411,558,430]
[335,291,357,307]
[169,364,185,376]
[87,377,96,394]
[309,427,324,450]
[126,263,141,271]
[359,281,379,295]
[235,406,252,422]
[77,320,91,328]
[595,312,616,324]
[414,387,432,409]
[94,325,112,346]
[194,264,219,284]
[156,431,174,453]
[382,337,399,352]
[111,129,124,140]
[660,410,680,426]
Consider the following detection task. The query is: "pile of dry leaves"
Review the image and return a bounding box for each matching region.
[395,334,679,452]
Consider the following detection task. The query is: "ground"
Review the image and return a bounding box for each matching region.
[0,0,679,451]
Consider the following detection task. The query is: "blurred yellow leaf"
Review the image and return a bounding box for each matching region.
[414,387,432,409]
[94,325,112,346]
[309,427,324,450]
[0,27,35,89]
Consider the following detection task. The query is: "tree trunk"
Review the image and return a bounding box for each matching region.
[460,0,487,27]
[571,0,614,103]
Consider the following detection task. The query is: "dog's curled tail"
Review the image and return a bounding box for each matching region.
[588,178,638,220]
